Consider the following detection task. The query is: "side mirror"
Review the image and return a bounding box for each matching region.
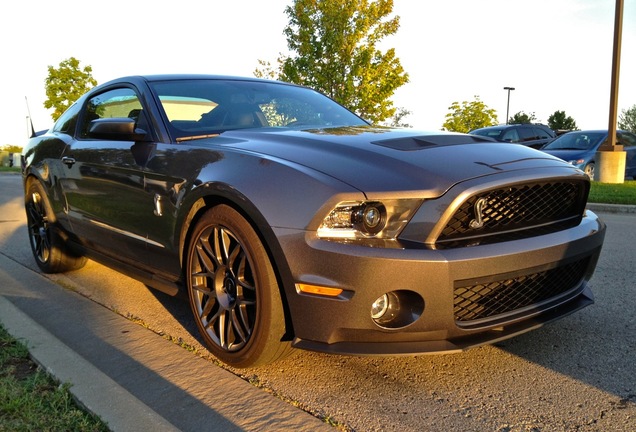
[88,118,148,141]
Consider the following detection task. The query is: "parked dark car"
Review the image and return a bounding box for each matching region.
[22,75,605,368]
[540,129,636,180]
[470,124,556,149]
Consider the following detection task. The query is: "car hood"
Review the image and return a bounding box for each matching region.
[218,127,571,198]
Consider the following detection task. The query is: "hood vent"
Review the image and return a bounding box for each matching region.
[372,134,493,151]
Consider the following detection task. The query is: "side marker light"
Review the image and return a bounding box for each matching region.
[296,284,343,297]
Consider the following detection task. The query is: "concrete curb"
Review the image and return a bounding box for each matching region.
[0,296,180,432]
[587,202,636,214]
[0,251,331,432]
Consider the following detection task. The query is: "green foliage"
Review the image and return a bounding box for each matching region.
[508,111,537,124]
[0,325,109,431]
[253,58,285,80]
[257,0,409,124]
[44,57,97,122]
[618,104,636,133]
[442,96,498,133]
[548,110,578,131]
[588,181,636,205]
[0,145,22,153]
[386,107,412,128]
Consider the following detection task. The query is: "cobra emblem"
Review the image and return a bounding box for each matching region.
[469,197,488,229]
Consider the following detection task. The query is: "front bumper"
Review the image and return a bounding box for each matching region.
[278,210,605,356]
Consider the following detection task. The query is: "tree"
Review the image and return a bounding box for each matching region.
[0,145,22,153]
[618,104,636,133]
[0,145,21,167]
[508,111,537,125]
[548,110,578,132]
[253,58,284,80]
[385,107,412,128]
[44,57,97,122]
[257,0,409,124]
[442,96,498,133]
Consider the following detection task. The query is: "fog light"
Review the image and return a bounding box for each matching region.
[370,292,400,325]
[370,290,424,329]
[371,294,389,319]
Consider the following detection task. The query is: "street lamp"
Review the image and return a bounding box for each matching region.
[503,86,515,124]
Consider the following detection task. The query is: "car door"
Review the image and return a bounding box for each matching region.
[139,92,228,278]
[59,87,155,265]
[619,131,636,179]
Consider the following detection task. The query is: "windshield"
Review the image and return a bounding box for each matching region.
[471,128,504,139]
[542,132,606,150]
[149,79,368,141]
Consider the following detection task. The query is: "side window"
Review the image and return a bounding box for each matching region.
[618,132,636,147]
[79,88,143,139]
[534,127,551,140]
[501,128,520,143]
[517,127,536,142]
[52,102,81,136]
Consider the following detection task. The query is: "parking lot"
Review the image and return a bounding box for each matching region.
[1,172,635,431]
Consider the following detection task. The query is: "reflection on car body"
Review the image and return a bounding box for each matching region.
[22,75,605,368]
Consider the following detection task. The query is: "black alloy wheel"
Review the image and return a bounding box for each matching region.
[186,205,292,368]
[25,181,86,273]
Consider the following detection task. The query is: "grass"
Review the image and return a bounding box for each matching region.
[0,166,20,173]
[588,180,636,205]
[0,324,109,432]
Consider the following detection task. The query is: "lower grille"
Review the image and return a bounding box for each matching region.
[454,257,591,324]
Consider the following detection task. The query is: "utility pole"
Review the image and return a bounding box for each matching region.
[596,0,626,183]
[504,87,515,124]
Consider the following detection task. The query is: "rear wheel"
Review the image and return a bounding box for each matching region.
[186,205,292,368]
[25,181,86,273]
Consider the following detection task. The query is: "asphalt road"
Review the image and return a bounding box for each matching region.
[1,172,635,431]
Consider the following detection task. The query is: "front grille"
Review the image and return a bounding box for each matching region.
[454,257,590,324]
[437,181,588,246]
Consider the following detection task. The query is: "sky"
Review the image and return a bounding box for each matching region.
[1,0,635,147]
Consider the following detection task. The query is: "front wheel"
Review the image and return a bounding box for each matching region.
[25,180,87,273]
[185,205,292,368]
[584,162,595,180]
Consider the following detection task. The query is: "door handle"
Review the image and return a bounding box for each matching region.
[61,156,76,168]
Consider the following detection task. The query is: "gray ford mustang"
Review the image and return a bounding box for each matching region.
[22,75,606,368]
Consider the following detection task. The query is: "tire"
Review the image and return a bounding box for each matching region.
[185,205,292,368]
[584,163,595,180]
[25,181,87,273]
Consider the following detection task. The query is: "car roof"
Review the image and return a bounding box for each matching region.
[97,74,296,89]
[471,124,551,132]
[559,130,608,135]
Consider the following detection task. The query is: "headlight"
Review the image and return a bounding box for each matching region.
[567,159,585,166]
[317,199,421,239]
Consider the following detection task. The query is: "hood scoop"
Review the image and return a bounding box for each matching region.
[372,134,493,151]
